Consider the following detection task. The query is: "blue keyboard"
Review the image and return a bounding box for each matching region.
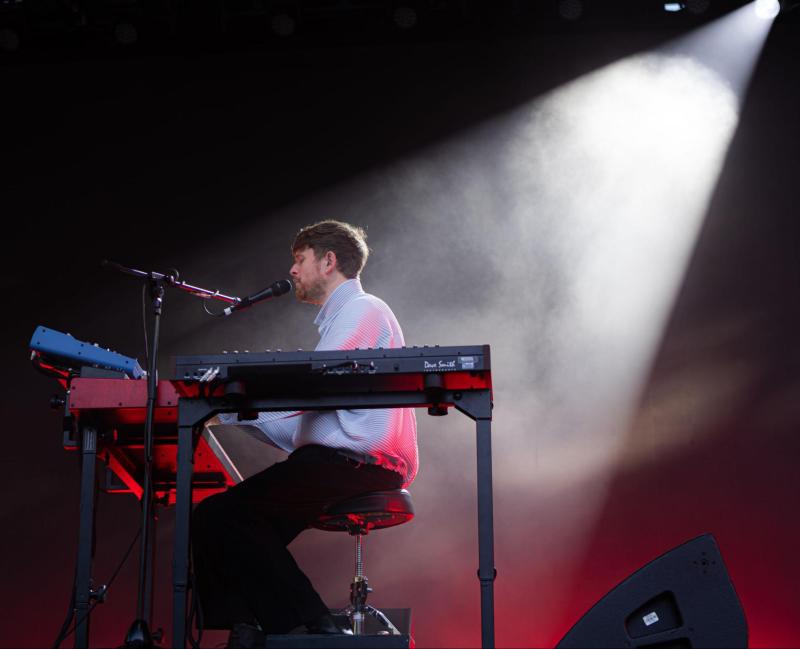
[30,325,145,379]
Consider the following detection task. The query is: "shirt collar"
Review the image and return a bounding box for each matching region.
[314,278,364,329]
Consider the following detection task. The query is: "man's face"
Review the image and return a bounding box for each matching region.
[290,246,327,304]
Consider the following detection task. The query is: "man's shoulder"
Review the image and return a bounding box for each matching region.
[338,291,400,329]
[345,290,393,314]
[322,286,405,349]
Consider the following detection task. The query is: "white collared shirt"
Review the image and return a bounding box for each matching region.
[218,278,418,484]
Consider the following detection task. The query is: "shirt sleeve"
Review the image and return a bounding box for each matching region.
[215,409,300,452]
[219,294,398,452]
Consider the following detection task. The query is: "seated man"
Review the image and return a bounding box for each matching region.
[192,220,418,646]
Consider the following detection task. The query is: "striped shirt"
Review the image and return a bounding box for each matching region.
[218,278,418,485]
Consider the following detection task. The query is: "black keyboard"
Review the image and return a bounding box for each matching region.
[173,345,490,382]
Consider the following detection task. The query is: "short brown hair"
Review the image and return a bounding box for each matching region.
[292,220,370,279]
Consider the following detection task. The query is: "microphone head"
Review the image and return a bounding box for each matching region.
[272,279,293,297]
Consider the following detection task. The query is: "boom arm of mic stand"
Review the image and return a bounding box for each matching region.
[101,260,241,305]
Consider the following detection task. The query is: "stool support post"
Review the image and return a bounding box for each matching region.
[350,532,369,635]
[355,534,364,578]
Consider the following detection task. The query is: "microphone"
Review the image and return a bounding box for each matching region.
[223,279,293,316]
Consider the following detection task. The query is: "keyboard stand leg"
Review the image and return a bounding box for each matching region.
[172,417,194,649]
[172,399,216,649]
[74,426,97,649]
[476,418,496,649]
[455,391,496,649]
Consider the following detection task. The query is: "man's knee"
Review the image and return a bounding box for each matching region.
[193,491,231,537]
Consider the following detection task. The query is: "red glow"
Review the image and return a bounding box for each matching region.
[67,378,234,504]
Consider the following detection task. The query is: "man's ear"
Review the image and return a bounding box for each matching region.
[324,251,337,274]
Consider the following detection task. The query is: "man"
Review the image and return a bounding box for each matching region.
[192,220,418,646]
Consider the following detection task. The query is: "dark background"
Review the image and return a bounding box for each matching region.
[2,1,799,647]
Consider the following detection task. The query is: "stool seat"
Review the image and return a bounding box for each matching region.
[313,489,414,533]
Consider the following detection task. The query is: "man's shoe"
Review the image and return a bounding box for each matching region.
[305,613,354,635]
[227,622,266,648]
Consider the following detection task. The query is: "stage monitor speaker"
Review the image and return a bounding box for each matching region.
[556,533,747,648]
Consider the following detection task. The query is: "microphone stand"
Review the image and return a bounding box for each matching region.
[102,261,238,648]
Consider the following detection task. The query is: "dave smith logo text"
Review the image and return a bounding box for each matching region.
[424,360,457,370]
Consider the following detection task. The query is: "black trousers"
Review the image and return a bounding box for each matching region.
[191,444,404,634]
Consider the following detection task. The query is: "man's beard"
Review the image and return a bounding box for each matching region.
[294,276,326,304]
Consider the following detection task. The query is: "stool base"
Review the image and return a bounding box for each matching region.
[266,608,412,648]
[264,633,411,648]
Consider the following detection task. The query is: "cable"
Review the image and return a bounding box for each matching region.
[54,527,142,647]
[187,544,205,649]
[202,300,226,317]
[141,283,149,368]
[52,565,77,649]
[187,571,204,649]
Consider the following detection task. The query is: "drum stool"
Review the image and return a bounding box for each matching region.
[312,489,414,636]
